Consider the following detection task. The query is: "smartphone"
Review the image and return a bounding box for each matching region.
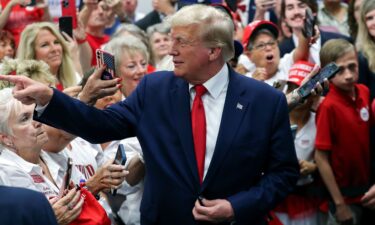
[114,144,127,166]
[64,158,73,190]
[297,62,340,100]
[302,8,315,38]
[290,124,298,140]
[96,49,116,80]
[61,0,77,28]
[111,144,127,196]
[25,0,36,6]
[59,16,73,39]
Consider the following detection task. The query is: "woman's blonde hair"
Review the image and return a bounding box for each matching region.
[357,0,375,72]
[17,22,77,87]
[0,58,56,89]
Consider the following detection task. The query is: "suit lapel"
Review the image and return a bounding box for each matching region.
[202,70,249,190]
[170,78,201,188]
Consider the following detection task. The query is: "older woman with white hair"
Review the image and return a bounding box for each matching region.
[0,88,84,225]
[104,35,149,97]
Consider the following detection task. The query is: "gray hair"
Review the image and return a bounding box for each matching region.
[166,4,234,61]
[0,88,22,136]
[147,22,171,37]
[104,35,149,74]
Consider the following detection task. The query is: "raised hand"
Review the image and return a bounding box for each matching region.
[0,75,53,106]
[78,66,121,105]
[85,159,128,194]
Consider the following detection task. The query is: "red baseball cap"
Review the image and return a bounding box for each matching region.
[242,20,279,49]
[288,61,315,87]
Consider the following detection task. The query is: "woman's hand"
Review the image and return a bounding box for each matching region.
[78,66,121,105]
[49,188,84,225]
[299,160,316,176]
[85,159,128,195]
[252,67,267,81]
[63,86,82,98]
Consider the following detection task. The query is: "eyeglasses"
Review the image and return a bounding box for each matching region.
[250,40,277,51]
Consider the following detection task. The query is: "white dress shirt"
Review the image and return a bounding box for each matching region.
[189,64,229,180]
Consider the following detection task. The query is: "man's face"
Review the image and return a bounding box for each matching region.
[331,50,358,93]
[169,25,212,83]
[246,33,280,77]
[123,0,137,14]
[87,1,109,29]
[283,0,308,30]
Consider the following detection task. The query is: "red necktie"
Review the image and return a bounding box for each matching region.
[191,84,207,183]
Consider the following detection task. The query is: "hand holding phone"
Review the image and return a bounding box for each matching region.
[111,144,127,196]
[302,8,315,38]
[58,158,73,197]
[296,62,339,100]
[96,49,116,80]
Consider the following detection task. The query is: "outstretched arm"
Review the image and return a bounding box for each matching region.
[0,75,53,106]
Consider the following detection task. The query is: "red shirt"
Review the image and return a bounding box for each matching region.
[4,5,44,46]
[315,84,370,191]
[86,32,110,66]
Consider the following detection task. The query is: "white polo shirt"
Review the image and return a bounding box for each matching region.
[0,149,59,199]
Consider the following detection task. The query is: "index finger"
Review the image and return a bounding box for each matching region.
[0,74,23,83]
[61,32,74,42]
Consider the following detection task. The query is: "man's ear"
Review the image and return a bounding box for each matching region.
[208,47,222,61]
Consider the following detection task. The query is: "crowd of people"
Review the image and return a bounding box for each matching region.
[0,0,374,225]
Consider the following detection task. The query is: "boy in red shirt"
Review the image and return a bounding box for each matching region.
[315,39,371,225]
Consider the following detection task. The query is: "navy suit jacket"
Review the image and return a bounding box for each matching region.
[36,67,299,225]
[0,186,58,225]
[279,30,352,57]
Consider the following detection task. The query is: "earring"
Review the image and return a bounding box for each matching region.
[5,142,14,148]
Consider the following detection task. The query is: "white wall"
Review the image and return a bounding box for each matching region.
[137,0,153,15]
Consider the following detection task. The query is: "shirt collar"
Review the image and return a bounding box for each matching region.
[329,83,362,105]
[0,148,41,174]
[189,64,229,99]
[41,150,63,182]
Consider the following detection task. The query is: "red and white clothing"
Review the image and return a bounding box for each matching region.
[3,5,44,45]
[316,83,371,204]
[0,149,59,199]
[295,113,316,186]
[86,33,110,66]
[275,113,320,225]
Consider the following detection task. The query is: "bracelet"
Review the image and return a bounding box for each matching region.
[76,38,87,44]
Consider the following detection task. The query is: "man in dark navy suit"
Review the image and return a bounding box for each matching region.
[0,4,299,225]
[0,186,58,225]
[279,0,351,60]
